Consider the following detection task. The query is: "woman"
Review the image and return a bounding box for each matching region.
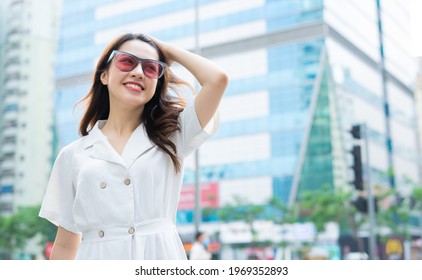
[39,33,228,260]
[189,232,212,260]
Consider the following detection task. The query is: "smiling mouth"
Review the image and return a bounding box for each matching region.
[124,82,145,91]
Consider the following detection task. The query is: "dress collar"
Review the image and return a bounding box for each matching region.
[82,120,155,168]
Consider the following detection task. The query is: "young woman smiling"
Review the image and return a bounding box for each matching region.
[39,33,228,260]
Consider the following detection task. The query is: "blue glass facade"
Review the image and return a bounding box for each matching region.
[55,0,420,228]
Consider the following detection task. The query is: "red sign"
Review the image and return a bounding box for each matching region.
[178,183,219,210]
[45,242,54,259]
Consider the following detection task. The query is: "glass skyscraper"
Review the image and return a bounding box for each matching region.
[54,0,420,240]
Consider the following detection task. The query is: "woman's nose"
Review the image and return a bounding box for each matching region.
[130,63,145,79]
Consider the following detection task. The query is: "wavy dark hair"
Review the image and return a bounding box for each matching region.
[77,33,191,172]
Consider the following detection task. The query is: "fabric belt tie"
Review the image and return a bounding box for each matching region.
[81,219,175,242]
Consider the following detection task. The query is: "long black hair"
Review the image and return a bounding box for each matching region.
[78,33,192,172]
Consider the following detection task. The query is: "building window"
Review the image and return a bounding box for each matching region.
[0,169,15,177]
[4,72,20,82]
[3,103,19,113]
[5,89,19,96]
[2,119,17,128]
[3,135,17,144]
[2,152,15,161]
[0,203,14,212]
[4,56,21,67]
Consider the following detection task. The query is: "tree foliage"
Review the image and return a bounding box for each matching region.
[0,205,56,259]
[300,185,353,233]
[218,195,266,243]
[411,187,422,210]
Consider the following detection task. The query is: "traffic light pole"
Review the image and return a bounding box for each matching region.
[363,123,377,260]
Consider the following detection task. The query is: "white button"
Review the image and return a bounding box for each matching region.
[100,182,107,189]
[124,178,131,185]
[98,230,104,238]
[128,227,135,234]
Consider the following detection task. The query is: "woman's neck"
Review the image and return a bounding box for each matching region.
[102,106,143,136]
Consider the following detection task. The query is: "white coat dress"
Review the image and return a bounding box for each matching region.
[39,102,218,259]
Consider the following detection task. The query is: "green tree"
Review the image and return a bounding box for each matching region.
[0,214,13,259]
[376,185,422,246]
[267,197,299,259]
[0,205,56,259]
[218,196,266,250]
[299,185,371,257]
[268,197,299,225]
[412,187,422,240]
[300,185,353,239]
[411,187,422,210]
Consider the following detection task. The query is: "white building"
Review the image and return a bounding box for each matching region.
[416,60,422,160]
[0,0,61,215]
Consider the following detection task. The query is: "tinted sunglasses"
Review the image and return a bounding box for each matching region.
[106,50,167,79]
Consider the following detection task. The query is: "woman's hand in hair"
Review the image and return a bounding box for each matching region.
[145,35,174,66]
[146,34,228,129]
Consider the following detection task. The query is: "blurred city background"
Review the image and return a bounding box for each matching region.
[1,0,422,260]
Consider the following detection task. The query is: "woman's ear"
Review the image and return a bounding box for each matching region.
[100,71,108,85]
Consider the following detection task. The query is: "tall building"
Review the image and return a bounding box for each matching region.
[0,0,61,215]
[55,0,420,242]
[416,59,422,158]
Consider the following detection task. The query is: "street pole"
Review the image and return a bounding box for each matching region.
[376,0,395,189]
[193,0,201,235]
[363,123,377,259]
[420,212,422,247]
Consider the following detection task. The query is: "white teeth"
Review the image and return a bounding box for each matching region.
[125,83,142,90]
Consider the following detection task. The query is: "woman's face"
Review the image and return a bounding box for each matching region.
[100,39,162,110]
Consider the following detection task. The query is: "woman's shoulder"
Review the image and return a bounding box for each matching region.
[57,138,86,158]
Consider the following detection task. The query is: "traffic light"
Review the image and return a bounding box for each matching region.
[349,125,363,190]
[351,145,364,190]
[351,196,378,213]
[350,124,361,139]
[351,196,367,213]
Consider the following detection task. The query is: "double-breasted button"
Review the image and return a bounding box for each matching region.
[128,227,135,234]
[124,178,131,185]
[98,230,104,238]
[100,182,107,189]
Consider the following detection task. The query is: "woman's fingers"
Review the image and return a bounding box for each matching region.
[146,34,174,66]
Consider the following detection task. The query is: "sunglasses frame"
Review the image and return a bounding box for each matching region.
[106,50,167,79]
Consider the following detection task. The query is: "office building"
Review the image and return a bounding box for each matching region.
[55,0,420,242]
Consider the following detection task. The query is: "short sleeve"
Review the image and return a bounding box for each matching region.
[39,146,80,234]
[178,99,219,157]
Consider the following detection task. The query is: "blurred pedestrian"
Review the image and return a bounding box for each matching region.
[190,232,212,260]
[39,33,228,260]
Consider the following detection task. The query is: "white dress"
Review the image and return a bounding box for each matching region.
[189,241,212,260]
[39,102,218,260]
